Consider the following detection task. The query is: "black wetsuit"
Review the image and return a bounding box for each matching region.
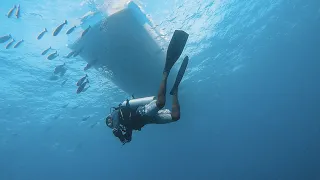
[111,106,146,144]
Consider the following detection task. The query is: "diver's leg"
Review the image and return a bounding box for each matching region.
[150,56,189,123]
[171,92,180,120]
[145,54,188,124]
[156,71,168,109]
[170,56,189,120]
[156,30,189,109]
[153,91,180,123]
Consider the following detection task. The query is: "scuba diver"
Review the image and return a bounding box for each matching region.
[106,30,189,144]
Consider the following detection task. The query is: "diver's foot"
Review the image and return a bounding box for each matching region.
[170,56,189,95]
[164,30,189,73]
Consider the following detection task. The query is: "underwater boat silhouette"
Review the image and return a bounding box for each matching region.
[68,1,178,97]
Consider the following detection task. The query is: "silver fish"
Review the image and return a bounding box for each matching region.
[53,114,60,119]
[76,74,88,86]
[61,79,68,86]
[47,51,59,60]
[62,103,69,108]
[81,25,91,37]
[7,5,16,18]
[0,34,12,43]
[37,28,47,40]
[90,121,98,128]
[15,4,20,18]
[76,79,89,94]
[56,62,65,69]
[80,11,96,22]
[13,39,23,48]
[66,25,76,35]
[41,46,51,55]
[81,116,90,121]
[72,105,80,109]
[54,63,66,74]
[84,63,92,71]
[53,20,68,36]
[5,39,15,49]
[64,50,75,58]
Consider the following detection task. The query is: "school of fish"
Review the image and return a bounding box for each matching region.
[1,4,97,94]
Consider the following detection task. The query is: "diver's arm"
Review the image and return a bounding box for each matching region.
[112,128,126,144]
[124,127,132,143]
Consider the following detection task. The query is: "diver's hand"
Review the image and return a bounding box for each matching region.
[122,140,127,145]
[122,138,131,145]
[112,128,126,143]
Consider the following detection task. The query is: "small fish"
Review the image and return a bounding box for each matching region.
[80,11,96,22]
[29,12,43,18]
[64,50,75,58]
[59,68,67,77]
[61,79,68,86]
[62,103,69,108]
[41,46,51,55]
[7,5,16,18]
[54,63,66,74]
[15,4,20,18]
[47,51,59,60]
[84,63,92,71]
[73,48,83,57]
[81,116,90,121]
[66,25,76,35]
[53,20,68,36]
[5,39,15,49]
[53,114,60,120]
[81,25,91,37]
[76,74,88,86]
[55,63,65,69]
[37,28,47,40]
[0,34,12,43]
[13,39,23,48]
[90,122,98,128]
[76,79,89,94]
[72,105,80,109]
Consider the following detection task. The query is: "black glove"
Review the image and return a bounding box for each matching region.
[124,132,132,143]
[112,128,126,144]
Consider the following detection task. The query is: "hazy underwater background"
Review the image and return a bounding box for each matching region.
[0,0,319,179]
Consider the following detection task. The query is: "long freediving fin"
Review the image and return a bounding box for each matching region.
[164,30,189,72]
[170,56,189,95]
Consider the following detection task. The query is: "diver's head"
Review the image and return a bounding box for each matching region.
[106,114,113,129]
[106,108,120,129]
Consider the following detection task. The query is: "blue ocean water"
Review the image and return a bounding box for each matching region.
[1,0,320,179]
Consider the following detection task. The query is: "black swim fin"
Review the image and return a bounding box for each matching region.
[164,30,189,72]
[170,56,189,95]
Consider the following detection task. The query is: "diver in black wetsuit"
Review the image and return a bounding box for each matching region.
[105,30,189,144]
